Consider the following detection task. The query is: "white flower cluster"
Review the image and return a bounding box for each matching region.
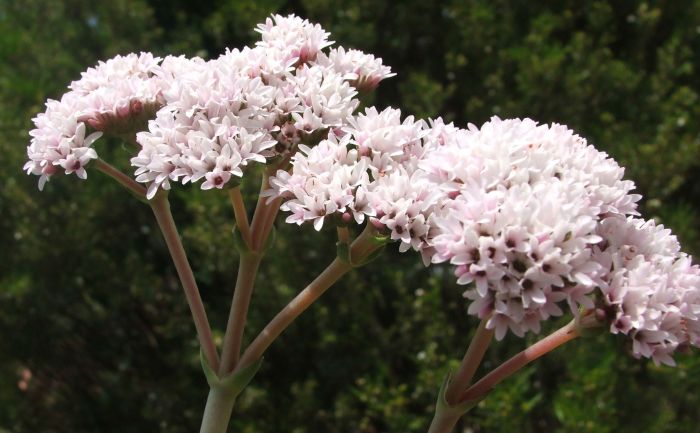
[594,217,700,365]
[24,53,166,189]
[271,115,700,364]
[256,14,332,65]
[68,52,163,121]
[426,118,642,340]
[131,15,394,198]
[317,47,396,92]
[131,52,280,198]
[25,15,395,196]
[25,14,699,365]
[268,107,441,256]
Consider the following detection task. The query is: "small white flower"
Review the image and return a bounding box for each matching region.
[317,47,395,91]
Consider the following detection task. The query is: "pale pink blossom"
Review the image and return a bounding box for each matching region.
[25,52,169,188]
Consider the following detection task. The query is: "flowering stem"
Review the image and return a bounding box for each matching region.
[236,258,351,371]
[199,387,236,433]
[234,225,379,372]
[427,410,463,433]
[258,196,282,247]
[150,195,220,371]
[229,187,252,248]
[218,253,262,375]
[459,320,579,402]
[249,171,272,248]
[94,159,147,198]
[218,171,281,375]
[337,226,350,244]
[444,318,494,405]
[198,354,262,433]
[93,158,219,368]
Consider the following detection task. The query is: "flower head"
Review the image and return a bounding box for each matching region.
[24,52,165,189]
[25,15,395,195]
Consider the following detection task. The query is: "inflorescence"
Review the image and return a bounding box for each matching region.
[25,14,700,366]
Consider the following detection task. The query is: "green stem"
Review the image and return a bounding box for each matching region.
[150,195,220,371]
[199,388,236,433]
[426,371,483,433]
[427,410,462,433]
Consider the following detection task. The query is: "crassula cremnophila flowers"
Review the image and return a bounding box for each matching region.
[23,12,700,433]
[268,115,700,366]
[25,14,394,197]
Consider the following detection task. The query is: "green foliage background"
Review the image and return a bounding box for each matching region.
[2,1,700,432]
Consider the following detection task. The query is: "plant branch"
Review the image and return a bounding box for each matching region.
[337,226,350,244]
[258,196,282,247]
[199,387,236,433]
[444,318,494,405]
[229,186,252,248]
[460,319,579,402]
[94,158,218,369]
[150,195,220,371]
[218,253,262,375]
[235,225,379,372]
[94,159,146,198]
[427,410,462,433]
[218,169,282,375]
[248,171,272,248]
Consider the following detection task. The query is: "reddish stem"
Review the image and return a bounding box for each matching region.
[150,196,220,371]
[94,159,146,198]
[235,225,378,372]
[229,187,252,248]
[444,318,494,405]
[218,171,282,374]
[460,320,579,402]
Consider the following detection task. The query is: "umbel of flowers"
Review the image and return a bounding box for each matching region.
[269,113,700,367]
[24,13,699,433]
[25,15,393,196]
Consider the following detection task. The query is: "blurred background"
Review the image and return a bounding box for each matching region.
[2,1,700,432]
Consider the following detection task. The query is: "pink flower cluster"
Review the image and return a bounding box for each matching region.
[270,115,700,365]
[24,14,699,365]
[131,14,393,198]
[24,15,395,196]
[267,107,439,254]
[594,217,700,365]
[24,53,167,189]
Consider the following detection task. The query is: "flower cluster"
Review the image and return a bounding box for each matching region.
[594,217,700,365]
[267,106,441,257]
[24,14,699,365]
[425,118,641,340]
[270,114,700,364]
[255,14,332,65]
[24,15,395,196]
[131,15,393,198]
[24,53,166,189]
[317,47,395,92]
